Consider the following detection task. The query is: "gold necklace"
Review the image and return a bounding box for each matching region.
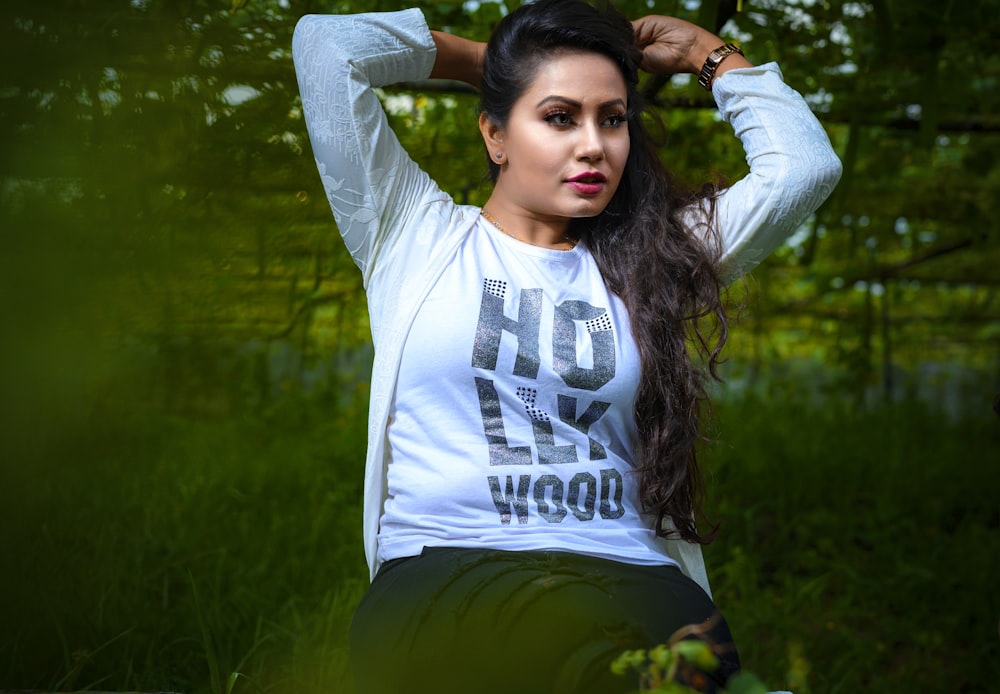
[481,207,577,250]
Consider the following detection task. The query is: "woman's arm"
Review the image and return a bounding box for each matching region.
[632,15,842,281]
[708,65,843,280]
[429,30,485,87]
[292,10,442,285]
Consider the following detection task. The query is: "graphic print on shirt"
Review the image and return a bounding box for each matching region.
[472,277,625,526]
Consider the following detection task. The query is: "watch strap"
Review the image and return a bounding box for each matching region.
[698,43,744,91]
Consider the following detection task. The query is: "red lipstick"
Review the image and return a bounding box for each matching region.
[566,171,607,195]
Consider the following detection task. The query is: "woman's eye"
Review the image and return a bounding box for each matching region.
[604,114,627,127]
[545,112,574,126]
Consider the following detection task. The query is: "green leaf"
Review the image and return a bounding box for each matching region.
[721,671,770,694]
[673,639,720,672]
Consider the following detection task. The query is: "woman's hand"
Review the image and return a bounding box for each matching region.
[632,15,751,78]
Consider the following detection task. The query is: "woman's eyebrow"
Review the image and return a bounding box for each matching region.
[535,95,626,110]
[535,95,580,109]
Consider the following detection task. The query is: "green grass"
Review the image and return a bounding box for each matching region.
[1,383,997,692]
[1,389,370,693]
[704,394,1000,693]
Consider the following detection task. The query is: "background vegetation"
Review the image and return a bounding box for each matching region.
[1,0,998,692]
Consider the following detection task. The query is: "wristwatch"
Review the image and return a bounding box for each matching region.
[698,43,744,91]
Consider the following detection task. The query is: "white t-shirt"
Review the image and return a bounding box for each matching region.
[378,217,681,567]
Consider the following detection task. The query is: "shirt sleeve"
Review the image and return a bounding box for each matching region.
[292,10,441,286]
[701,63,843,282]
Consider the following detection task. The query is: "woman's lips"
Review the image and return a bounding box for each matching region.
[566,172,607,195]
[567,181,606,195]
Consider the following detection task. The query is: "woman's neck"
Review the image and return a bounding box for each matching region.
[480,198,577,251]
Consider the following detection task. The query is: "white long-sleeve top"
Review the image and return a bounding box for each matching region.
[292,9,842,593]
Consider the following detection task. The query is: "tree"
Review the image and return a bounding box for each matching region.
[2,0,997,414]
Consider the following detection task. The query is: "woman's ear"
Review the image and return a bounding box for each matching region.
[479,112,505,156]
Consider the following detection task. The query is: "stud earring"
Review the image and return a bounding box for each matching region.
[495,152,504,161]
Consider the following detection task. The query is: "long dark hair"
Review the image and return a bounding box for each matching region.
[480,0,728,543]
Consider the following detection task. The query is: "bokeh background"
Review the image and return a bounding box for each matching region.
[2,0,998,692]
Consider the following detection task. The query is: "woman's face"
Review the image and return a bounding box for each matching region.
[484,50,630,224]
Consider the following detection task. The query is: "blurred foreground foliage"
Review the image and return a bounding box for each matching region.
[1,385,997,692]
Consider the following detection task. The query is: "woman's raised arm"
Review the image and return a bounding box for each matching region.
[632,15,841,281]
[429,30,485,87]
[292,10,442,284]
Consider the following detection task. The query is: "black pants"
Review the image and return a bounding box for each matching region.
[350,547,739,693]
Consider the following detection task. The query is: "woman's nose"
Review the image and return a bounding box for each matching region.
[576,122,605,161]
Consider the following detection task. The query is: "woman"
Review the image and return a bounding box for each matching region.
[292,1,840,691]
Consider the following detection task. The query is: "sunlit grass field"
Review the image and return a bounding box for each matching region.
[2,383,998,693]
